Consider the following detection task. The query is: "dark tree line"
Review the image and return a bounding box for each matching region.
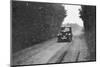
[12,1,66,53]
[81,5,96,61]
[81,6,96,32]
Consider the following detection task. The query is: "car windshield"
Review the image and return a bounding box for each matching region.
[61,27,70,32]
[64,28,70,31]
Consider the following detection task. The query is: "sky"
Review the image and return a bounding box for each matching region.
[62,4,84,27]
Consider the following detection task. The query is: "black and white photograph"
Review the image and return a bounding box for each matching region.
[11,0,96,66]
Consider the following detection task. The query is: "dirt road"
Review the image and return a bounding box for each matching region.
[12,32,89,66]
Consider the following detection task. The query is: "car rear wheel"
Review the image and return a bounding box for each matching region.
[69,37,72,42]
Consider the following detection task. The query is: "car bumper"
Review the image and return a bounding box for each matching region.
[57,37,72,42]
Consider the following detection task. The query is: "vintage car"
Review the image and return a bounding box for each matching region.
[57,27,72,42]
